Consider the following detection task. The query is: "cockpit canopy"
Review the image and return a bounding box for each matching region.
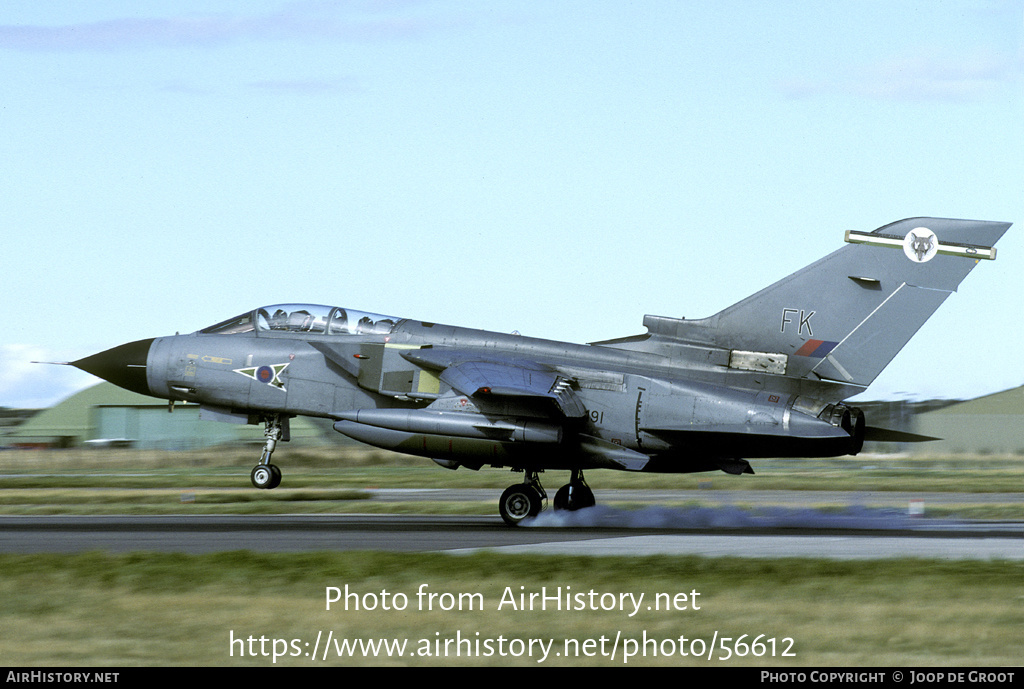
[200,304,400,337]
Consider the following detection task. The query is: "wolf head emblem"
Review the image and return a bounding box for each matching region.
[902,227,938,263]
[909,232,934,260]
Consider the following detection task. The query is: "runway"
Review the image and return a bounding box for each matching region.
[1,508,1021,560]
[367,487,1024,507]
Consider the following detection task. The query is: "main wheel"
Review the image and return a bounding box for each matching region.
[553,482,596,511]
[499,483,544,526]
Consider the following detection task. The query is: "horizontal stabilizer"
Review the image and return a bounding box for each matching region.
[642,422,850,440]
[862,427,939,443]
[640,419,859,458]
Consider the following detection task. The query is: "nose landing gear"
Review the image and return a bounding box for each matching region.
[250,415,286,490]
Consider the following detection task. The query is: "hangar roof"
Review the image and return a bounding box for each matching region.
[922,385,1024,417]
[2,382,326,447]
[4,383,160,441]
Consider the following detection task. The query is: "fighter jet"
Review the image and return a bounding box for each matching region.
[70,217,1008,524]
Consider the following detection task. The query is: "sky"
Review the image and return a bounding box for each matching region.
[1,0,1023,409]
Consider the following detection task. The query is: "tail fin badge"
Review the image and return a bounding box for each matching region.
[903,228,938,263]
[845,228,997,262]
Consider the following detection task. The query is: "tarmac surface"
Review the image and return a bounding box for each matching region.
[1,488,1021,560]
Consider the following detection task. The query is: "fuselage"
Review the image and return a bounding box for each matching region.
[75,303,862,474]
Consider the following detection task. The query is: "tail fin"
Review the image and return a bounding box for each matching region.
[646,217,1010,389]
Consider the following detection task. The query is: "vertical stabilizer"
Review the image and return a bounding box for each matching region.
[654,218,1010,388]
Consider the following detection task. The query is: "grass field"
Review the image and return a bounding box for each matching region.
[0,551,1021,666]
[1,446,1021,666]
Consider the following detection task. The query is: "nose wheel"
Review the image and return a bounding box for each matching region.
[251,463,282,490]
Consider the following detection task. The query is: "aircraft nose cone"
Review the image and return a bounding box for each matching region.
[71,338,155,396]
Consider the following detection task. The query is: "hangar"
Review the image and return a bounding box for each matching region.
[2,382,328,450]
[912,385,1024,456]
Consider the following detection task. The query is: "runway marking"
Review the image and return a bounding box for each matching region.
[450,534,1024,560]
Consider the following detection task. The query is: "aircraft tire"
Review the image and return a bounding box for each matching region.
[553,483,596,511]
[499,484,544,526]
[251,464,279,490]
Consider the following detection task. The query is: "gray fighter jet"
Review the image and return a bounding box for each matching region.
[70,217,1009,524]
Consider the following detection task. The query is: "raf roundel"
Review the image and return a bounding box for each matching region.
[231,363,288,391]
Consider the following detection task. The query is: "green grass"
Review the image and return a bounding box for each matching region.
[1,447,1022,666]
[3,445,1023,489]
[0,551,1020,666]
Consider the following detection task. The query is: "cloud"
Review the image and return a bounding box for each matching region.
[246,76,362,94]
[780,49,1021,103]
[857,51,1018,101]
[0,345,94,409]
[0,2,451,52]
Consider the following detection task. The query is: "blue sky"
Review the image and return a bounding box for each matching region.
[2,1,1022,408]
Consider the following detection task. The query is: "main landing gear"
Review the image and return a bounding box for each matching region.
[250,415,284,490]
[499,469,596,526]
[553,469,596,511]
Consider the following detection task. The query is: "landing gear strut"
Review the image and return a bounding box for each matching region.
[498,469,597,526]
[250,415,284,490]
